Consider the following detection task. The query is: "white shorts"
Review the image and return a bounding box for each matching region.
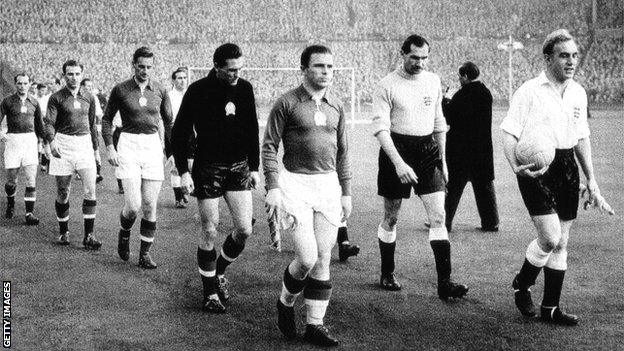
[48,133,96,176]
[116,132,164,181]
[3,133,38,169]
[279,169,343,227]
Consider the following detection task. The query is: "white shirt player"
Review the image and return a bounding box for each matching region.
[501,71,589,149]
[372,67,447,136]
[168,88,186,120]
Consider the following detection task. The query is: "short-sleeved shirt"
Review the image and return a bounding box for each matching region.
[101,78,173,147]
[262,85,351,196]
[500,71,589,149]
[371,68,447,136]
[44,87,98,150]
[0,93,45,136]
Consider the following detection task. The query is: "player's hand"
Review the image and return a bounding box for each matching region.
[341,195,352,222]
[514,163,547,178]
[249,171,260,189]
[394,160,418,184]
[49,140,61,158]
[180,172,194,195]
[94,149,101,163]
[265,188,282,220]
[107,144,119,166]
[583,192,615,215]
[43,143,51,159]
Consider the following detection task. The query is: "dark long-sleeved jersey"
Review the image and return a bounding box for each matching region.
[171,69,259,174]
[0,93,45,137]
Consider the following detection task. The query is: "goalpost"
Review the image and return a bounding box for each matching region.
[188,67,358,127]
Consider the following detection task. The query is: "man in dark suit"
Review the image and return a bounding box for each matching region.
[442,61,499,232]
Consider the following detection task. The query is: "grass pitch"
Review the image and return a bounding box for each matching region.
[1,109,622,350]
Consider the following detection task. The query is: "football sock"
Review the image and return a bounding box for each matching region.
[197,247,217,299]
[516,239,551,289]
[378,224,397,274]
[82,199,96,237]
[55,201,70,234]
[542,267,565,308]
[280,265,306,307]
[216,232,245,276]
[24,186,36,214]
[139,219,156,255]
[5,183,16,208]
[304,278,332,325]
[337,225,348,244]
[430,239,451,282]
[173,187,183,202]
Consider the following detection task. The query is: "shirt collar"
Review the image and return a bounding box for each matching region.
[536,71,550,86]
[131,77,154,91]
[294,85,340,110]
[61,86,86,97]
[396,66,422,81]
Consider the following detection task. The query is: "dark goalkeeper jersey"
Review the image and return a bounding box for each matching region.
[171,69,260,174]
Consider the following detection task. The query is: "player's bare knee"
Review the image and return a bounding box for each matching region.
[383,214,399,228]
[296,255,318,275]
[538,237,559,252]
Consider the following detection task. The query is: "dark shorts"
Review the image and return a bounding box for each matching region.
[517,149,579,220]
[377,133,446,199]
[192,159,252,199]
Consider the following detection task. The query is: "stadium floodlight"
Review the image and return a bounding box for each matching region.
[498,35,524,103]
[188,66,357,128]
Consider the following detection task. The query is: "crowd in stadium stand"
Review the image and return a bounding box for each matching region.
[0,0,621,104]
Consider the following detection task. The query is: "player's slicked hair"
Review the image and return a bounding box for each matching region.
[171,66,188,80]
[62,59,84,74]
[133,46,155,63]
[300,45,332,68]
[459,61,480,80]
[14,72,30,83]
[542,29,575,56]
[401,34,430,54]
[80,78,91,86]
[213,43,242,68]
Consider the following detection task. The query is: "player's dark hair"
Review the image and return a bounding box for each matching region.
[54,78,61,85]
[401,34,430,54]
[300,45,332,68]
[14,72,30,83]
[37,83,46,90]
[213,43,242,68]
[171,67,188,80]
[62,60,84,74]
[542,29,575,56]
[459,62,480,80]
[133,46,155,63]
[80,78,91,86]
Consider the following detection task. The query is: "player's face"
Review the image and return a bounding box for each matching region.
[37,86,48,97]
[546,40,578,83]
[173,72,188,90]
[303,53,334,90]
[15,76,30,96]
[402,44,429,75]
[82,80,93,93]
[133,56,154,83]
[63,66,83,90]
[216,57,244,86]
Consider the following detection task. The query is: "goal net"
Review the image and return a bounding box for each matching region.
[188,67,358,126]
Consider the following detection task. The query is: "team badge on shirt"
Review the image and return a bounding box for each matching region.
[573,106,580,119]
[139,96,147,107]
[314,111,327,126]
[423,96,432,106]
[225,101,236,116]
[73,100,81,109]
[20,105,27,113]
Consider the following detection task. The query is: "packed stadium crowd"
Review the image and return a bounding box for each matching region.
[0,0,622,104]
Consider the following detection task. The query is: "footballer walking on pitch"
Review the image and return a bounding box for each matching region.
[167,67,190,208]
[1,73,45,225]
[263,45,351,347]
[172,43,259,313]
[44,60,101,249]
[502,29,614,326]
[102,47,174,269]
[372,35,468,299]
